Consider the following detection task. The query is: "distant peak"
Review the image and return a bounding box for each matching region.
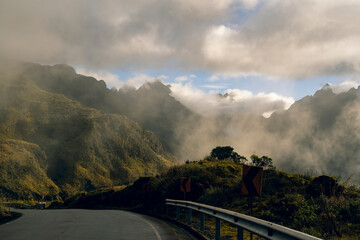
[52,64,76,75]
[139,79,171,94]
[321,83,331,89]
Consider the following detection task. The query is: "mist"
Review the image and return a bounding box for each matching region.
[173,85,360,184]
[1,60,359,187]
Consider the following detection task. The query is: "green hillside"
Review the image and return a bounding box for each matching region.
[0,62,173,199]
[0,139,59,199]
[8,61,200,156]
[64,156,360,239]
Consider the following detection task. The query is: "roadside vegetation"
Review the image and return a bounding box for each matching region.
[0,203,9,218]
[58,146,360,239]
[0,203,22,225]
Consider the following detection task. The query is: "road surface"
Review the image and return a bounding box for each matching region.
[0,209,196,240]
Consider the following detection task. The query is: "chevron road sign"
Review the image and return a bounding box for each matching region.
[241,166,263,197]
[180,177,191,193]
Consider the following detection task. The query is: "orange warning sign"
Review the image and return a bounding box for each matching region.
[241,166,263,197]
[180,177,191,192]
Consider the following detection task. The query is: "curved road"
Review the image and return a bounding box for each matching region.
[0,209,195,240]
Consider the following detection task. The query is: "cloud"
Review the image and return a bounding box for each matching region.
[208,75,221,82]
[76,68,124,89]
[174,74,197,82]
[124,74,158,89]
[157,75,169,80]
[175,76,189,82]
[0,0,248,70]
[201,84,228,89]
[76,68,169,90]
[203,0,360,78]
[326,80,359,94]
[1,0,360,79]
[169,82,294,117]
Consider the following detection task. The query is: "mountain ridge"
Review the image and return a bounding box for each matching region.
[0,62,174,199]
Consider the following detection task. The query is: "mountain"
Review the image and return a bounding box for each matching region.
[263,85,360,181]
[2,59,359,196]
[0,61,173,199]
[12,61,200,156]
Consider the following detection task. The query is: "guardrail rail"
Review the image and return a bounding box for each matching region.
[165,199,322,240]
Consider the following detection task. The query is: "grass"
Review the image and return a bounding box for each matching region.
[62,158,360,239]
[0,203,22,225]
[0,73,175,200]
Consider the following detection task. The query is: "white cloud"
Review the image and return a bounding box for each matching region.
[2,0,360,80]
[174,74,197,82]
[326,80,359,94]
[157,75,169,80]
[201,84,228,89]
[76,68,124,89]
[170,82,294,117]
[126,74,156,89]
[76,69,166,90]
[175,76,189,82]
[208,75,220,82]
[202,0,360,78]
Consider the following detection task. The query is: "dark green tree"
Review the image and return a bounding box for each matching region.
[210,146,247,163]
[250,154,275,170]
[211,146,234,160]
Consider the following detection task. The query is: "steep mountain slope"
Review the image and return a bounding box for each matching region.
[0,63,173,199]
[0,139,59,199]
[2,60,360,186]
[264,86,360,180]
[115,81,201,155]
[12,61,200,156]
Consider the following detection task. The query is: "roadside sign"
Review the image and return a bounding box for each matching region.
[143,184,150,194]
[180,177,191,193]
[109,189,115,197]
[241,165,263,197]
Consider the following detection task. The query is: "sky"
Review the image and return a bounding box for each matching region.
[1,0,360,117]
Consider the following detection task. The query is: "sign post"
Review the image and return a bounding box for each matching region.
[241,165,263,215]
[241,165,263,240]
[180,177,191,200]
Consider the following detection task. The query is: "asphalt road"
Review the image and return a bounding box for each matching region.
[0,209,196,240]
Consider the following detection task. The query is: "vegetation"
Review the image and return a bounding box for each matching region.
[210,146,247,164]
[0,202,22,224]
[250,154,275,170]
[0,203,9,218]
[11,62,200,155]
[61,149,360,239]
[0,63,174,200]
[1,62,359,238]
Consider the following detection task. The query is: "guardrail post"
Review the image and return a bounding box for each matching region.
[187,209,192,224]
[165,199,322,240]
[237,227,244,240]
[166,205,169,216]
[215,218,221,240]
[176,206,180,220]
[200,212,205,230]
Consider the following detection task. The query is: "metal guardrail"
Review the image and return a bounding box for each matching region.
[165,199,322,240]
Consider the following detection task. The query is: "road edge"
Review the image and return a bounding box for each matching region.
[0,212,22,225]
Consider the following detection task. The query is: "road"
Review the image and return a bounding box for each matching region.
[0,209,196,240]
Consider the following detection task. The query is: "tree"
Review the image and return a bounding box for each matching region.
[211,146,234,160]
[210,146,247,163]
[250,154,275,170]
